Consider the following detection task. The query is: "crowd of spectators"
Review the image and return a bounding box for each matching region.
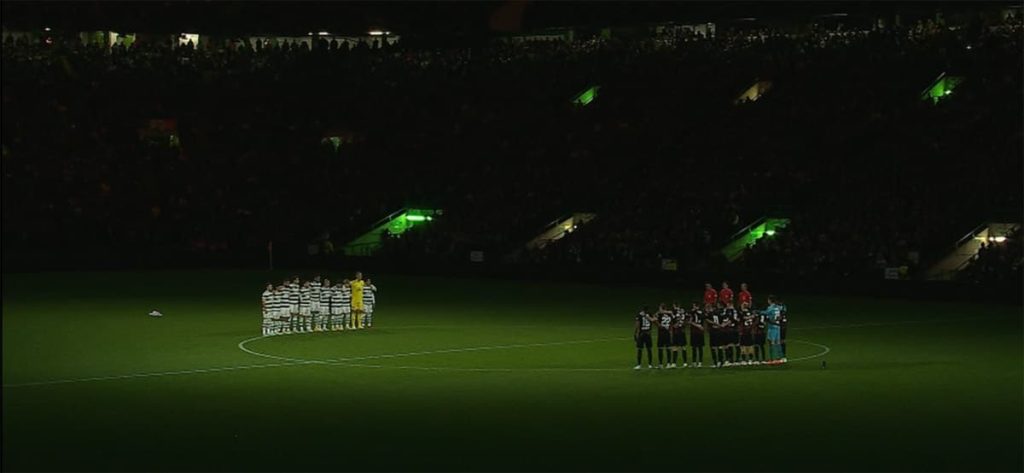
[2,12,1021,281]
[958,228,1023,284]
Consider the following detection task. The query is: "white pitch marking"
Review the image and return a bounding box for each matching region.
[1,361,307,388]
[241,339,831,373]
[237,336,631,365]
[5,314,990,388]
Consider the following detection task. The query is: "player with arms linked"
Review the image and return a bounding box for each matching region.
[669,302,688,368]
[688,302,706,367]
[634,307,656,370]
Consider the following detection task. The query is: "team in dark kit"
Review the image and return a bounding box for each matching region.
[633,282,788,369]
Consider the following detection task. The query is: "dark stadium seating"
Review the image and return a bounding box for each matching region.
[2,15,1021,286]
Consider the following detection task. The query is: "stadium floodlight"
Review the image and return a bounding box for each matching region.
[991,236,1007,243]
[368,30,386,36]
[44,27,51,32]
[765,229,776,236]
[572,85,601,106]
[406,215,427,222]
[317,31,330,36]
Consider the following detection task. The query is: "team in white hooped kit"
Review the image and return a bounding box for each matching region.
[260,271,377,336]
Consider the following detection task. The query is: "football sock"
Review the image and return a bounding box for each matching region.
[636,349,643,366]
[691,347,699,363]
[658,349,664,365]
[710,348,718,365]
[781,343,787,356]
[726,347,733,362]
[680,351,687,364]
[646,347,653,364]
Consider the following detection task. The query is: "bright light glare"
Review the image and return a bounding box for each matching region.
[765,229,776,236]
[44,27,51,32]
[368,30,385,36]
[405,215,427,222]
[990,236,1007,243]
[317,31,330,36]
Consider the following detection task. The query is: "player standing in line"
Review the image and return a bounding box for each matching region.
[656,304,673,368]
[703,283,718,311]
[634,307,655,370]
[299,281,313,332]
[719,282,734,308]
[722,303,739,365]
[738,283,753,310]
[707,303,724,368]
[688,302,705,367]
[778,299,788,362]
[329,281,343,331]
[670,303,688,368]
[261,283,274,336]
[319,278,332,331]
[752,307,767,363]
[363,278,377,328]
[350,272,366,329]
[339,280,353,329]
[276,284,292,334]
[309,275,323,332]
[762,295,783,363]
[739,308,755,365]
[288,277,301,333]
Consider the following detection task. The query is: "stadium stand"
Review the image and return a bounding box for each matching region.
[2,12,1021,286]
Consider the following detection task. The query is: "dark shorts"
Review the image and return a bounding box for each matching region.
[690,331,705,346]
[781,327,788,341]
[657,330,672,347]
[755,332,766,345]
[635,331,652,349]
[741,332,754,346]
[671,330,686,347]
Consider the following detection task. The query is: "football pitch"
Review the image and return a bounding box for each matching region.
[2,270,1022,472]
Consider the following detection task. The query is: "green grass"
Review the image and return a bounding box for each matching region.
[3,271,1022,472]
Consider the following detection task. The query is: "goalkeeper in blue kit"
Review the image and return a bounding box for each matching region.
[762,295,785,363]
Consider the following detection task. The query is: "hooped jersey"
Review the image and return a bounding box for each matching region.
[309,280,322,303]
[363,284,376,305]
[340,285,352,305]
[261,290,273,316]
[288,283,300,304]
[320,285,333,308]
[299,286,311,308]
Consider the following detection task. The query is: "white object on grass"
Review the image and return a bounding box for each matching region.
[149,310,163,317]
